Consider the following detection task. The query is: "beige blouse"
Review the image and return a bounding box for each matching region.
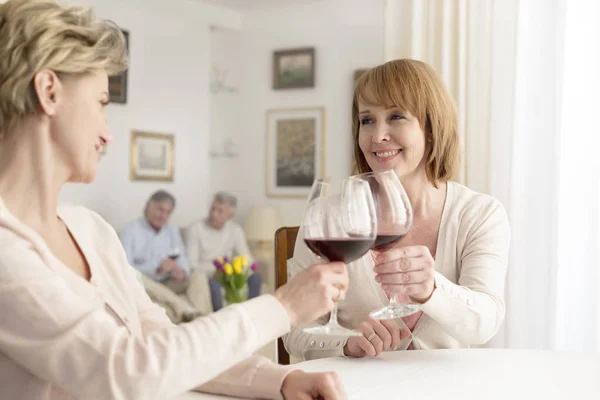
[0,198,292,400]
[283,182,511,360]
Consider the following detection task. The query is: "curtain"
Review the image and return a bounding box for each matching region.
[383,0,493,193]
[384,0,600,352]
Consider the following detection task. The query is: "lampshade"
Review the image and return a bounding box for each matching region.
[244,205,283,242]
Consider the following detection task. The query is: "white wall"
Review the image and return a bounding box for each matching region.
[209,0,385,226]
[209,27,243,195]
[57,0,242,231]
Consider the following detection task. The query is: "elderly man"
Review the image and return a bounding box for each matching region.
[120,190,209,322]
[186,192,262,311]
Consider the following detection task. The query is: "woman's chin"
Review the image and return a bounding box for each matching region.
[368,159,402,174]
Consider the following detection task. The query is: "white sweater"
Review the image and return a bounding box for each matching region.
[0,200,291,400]
[283,181,511,360]
[186,219,253,275]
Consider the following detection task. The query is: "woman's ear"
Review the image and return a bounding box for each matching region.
[33,69,62,117]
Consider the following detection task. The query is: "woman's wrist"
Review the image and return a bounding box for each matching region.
[412,280,437,303]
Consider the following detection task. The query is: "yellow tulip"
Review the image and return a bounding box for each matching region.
[217,256,225,264]
[233,256,242,273]
[224,263,233,275]
[241,255,248,267]
[233,263,242,275]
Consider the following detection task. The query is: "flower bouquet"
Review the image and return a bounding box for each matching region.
[213,255,258,304]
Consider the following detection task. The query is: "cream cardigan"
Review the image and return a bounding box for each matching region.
[283,182,511,360]
[0,199,292,400]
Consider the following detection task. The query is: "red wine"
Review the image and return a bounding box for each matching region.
[373,234,406,251]
[168,254,179,260]
[304,238,373,263]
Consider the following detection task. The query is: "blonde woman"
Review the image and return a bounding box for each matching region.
[284,59,511,360]
[0,1,348,399]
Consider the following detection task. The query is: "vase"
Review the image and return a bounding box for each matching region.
[224,285,247,304]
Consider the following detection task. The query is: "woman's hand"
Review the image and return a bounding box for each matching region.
[373,246,436,303]
[343,317,410,358]
[281,370,346,400]
[275,262,349,327]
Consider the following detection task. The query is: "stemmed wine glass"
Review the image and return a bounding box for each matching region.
[301,177,377,337]
[168,247,180,260]
[352,170,420,319]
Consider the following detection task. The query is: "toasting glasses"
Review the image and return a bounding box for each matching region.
[301,177,377,337]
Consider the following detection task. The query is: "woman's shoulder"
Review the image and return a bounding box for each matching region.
[59,203,113,228]
[450,181,505,211]
[448,181,509,227]
[58,203,120,243]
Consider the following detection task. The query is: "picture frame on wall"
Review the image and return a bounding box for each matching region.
[109,29,129,103]
[273,47,315,89]
[266,107,325,198]
[130,130,174,182]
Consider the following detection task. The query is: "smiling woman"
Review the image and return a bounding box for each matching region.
[352,59,460,185]
[284,59,511,361]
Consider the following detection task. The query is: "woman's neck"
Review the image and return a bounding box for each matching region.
[0,121,68,232]
[400,173,447,219]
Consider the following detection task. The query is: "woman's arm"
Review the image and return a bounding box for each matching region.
[0,244,290,400]
[421,198,511,344]
[122,227,338,400]
[120,249,293,399]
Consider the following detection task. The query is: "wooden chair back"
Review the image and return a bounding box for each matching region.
[273,226,299,365]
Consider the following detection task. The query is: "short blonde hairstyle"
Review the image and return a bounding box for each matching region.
[352,59,460,186]
[0,0,128,137]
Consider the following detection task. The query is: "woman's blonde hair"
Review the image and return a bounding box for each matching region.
[0,0,128,137]
[352,59,460,186]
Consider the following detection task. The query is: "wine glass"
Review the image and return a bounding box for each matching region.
[168,247,180,260]
[352,170,420,319]
[301,177,377,337]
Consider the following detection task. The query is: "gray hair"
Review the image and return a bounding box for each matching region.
[144,190,176,215]
[213,191,237,209]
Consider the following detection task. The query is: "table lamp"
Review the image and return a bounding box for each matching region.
[244,205,283,287]
[244,205,283,247]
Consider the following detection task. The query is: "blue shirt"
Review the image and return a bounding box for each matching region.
[119,217,189,281]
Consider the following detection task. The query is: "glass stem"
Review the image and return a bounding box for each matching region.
[389,293,399,307]
[327,304,339,326]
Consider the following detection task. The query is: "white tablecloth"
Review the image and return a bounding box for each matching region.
[179,348,600,399]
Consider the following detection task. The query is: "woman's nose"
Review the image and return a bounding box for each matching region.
[372,122,391,143]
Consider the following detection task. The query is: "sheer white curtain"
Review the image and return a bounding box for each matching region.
[489,0,564,350]
[554,0,600,352]
[384,0,600,352]
[384,0,493,193]
[488,0,600,352]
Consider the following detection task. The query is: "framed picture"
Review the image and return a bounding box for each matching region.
[273,47,315,89]
[129,131,174,182]
[109,29,129,103]
[266,107,325,198]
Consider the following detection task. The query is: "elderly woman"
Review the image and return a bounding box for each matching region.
[284,59,511,360]
[0,1,348,399]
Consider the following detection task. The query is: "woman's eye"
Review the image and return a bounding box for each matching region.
[360,118,374,125]
[390,114,405,121]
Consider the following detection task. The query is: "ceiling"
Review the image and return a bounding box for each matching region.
[200,0,324,11]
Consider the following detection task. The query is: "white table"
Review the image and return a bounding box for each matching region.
[180,349,600,399]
